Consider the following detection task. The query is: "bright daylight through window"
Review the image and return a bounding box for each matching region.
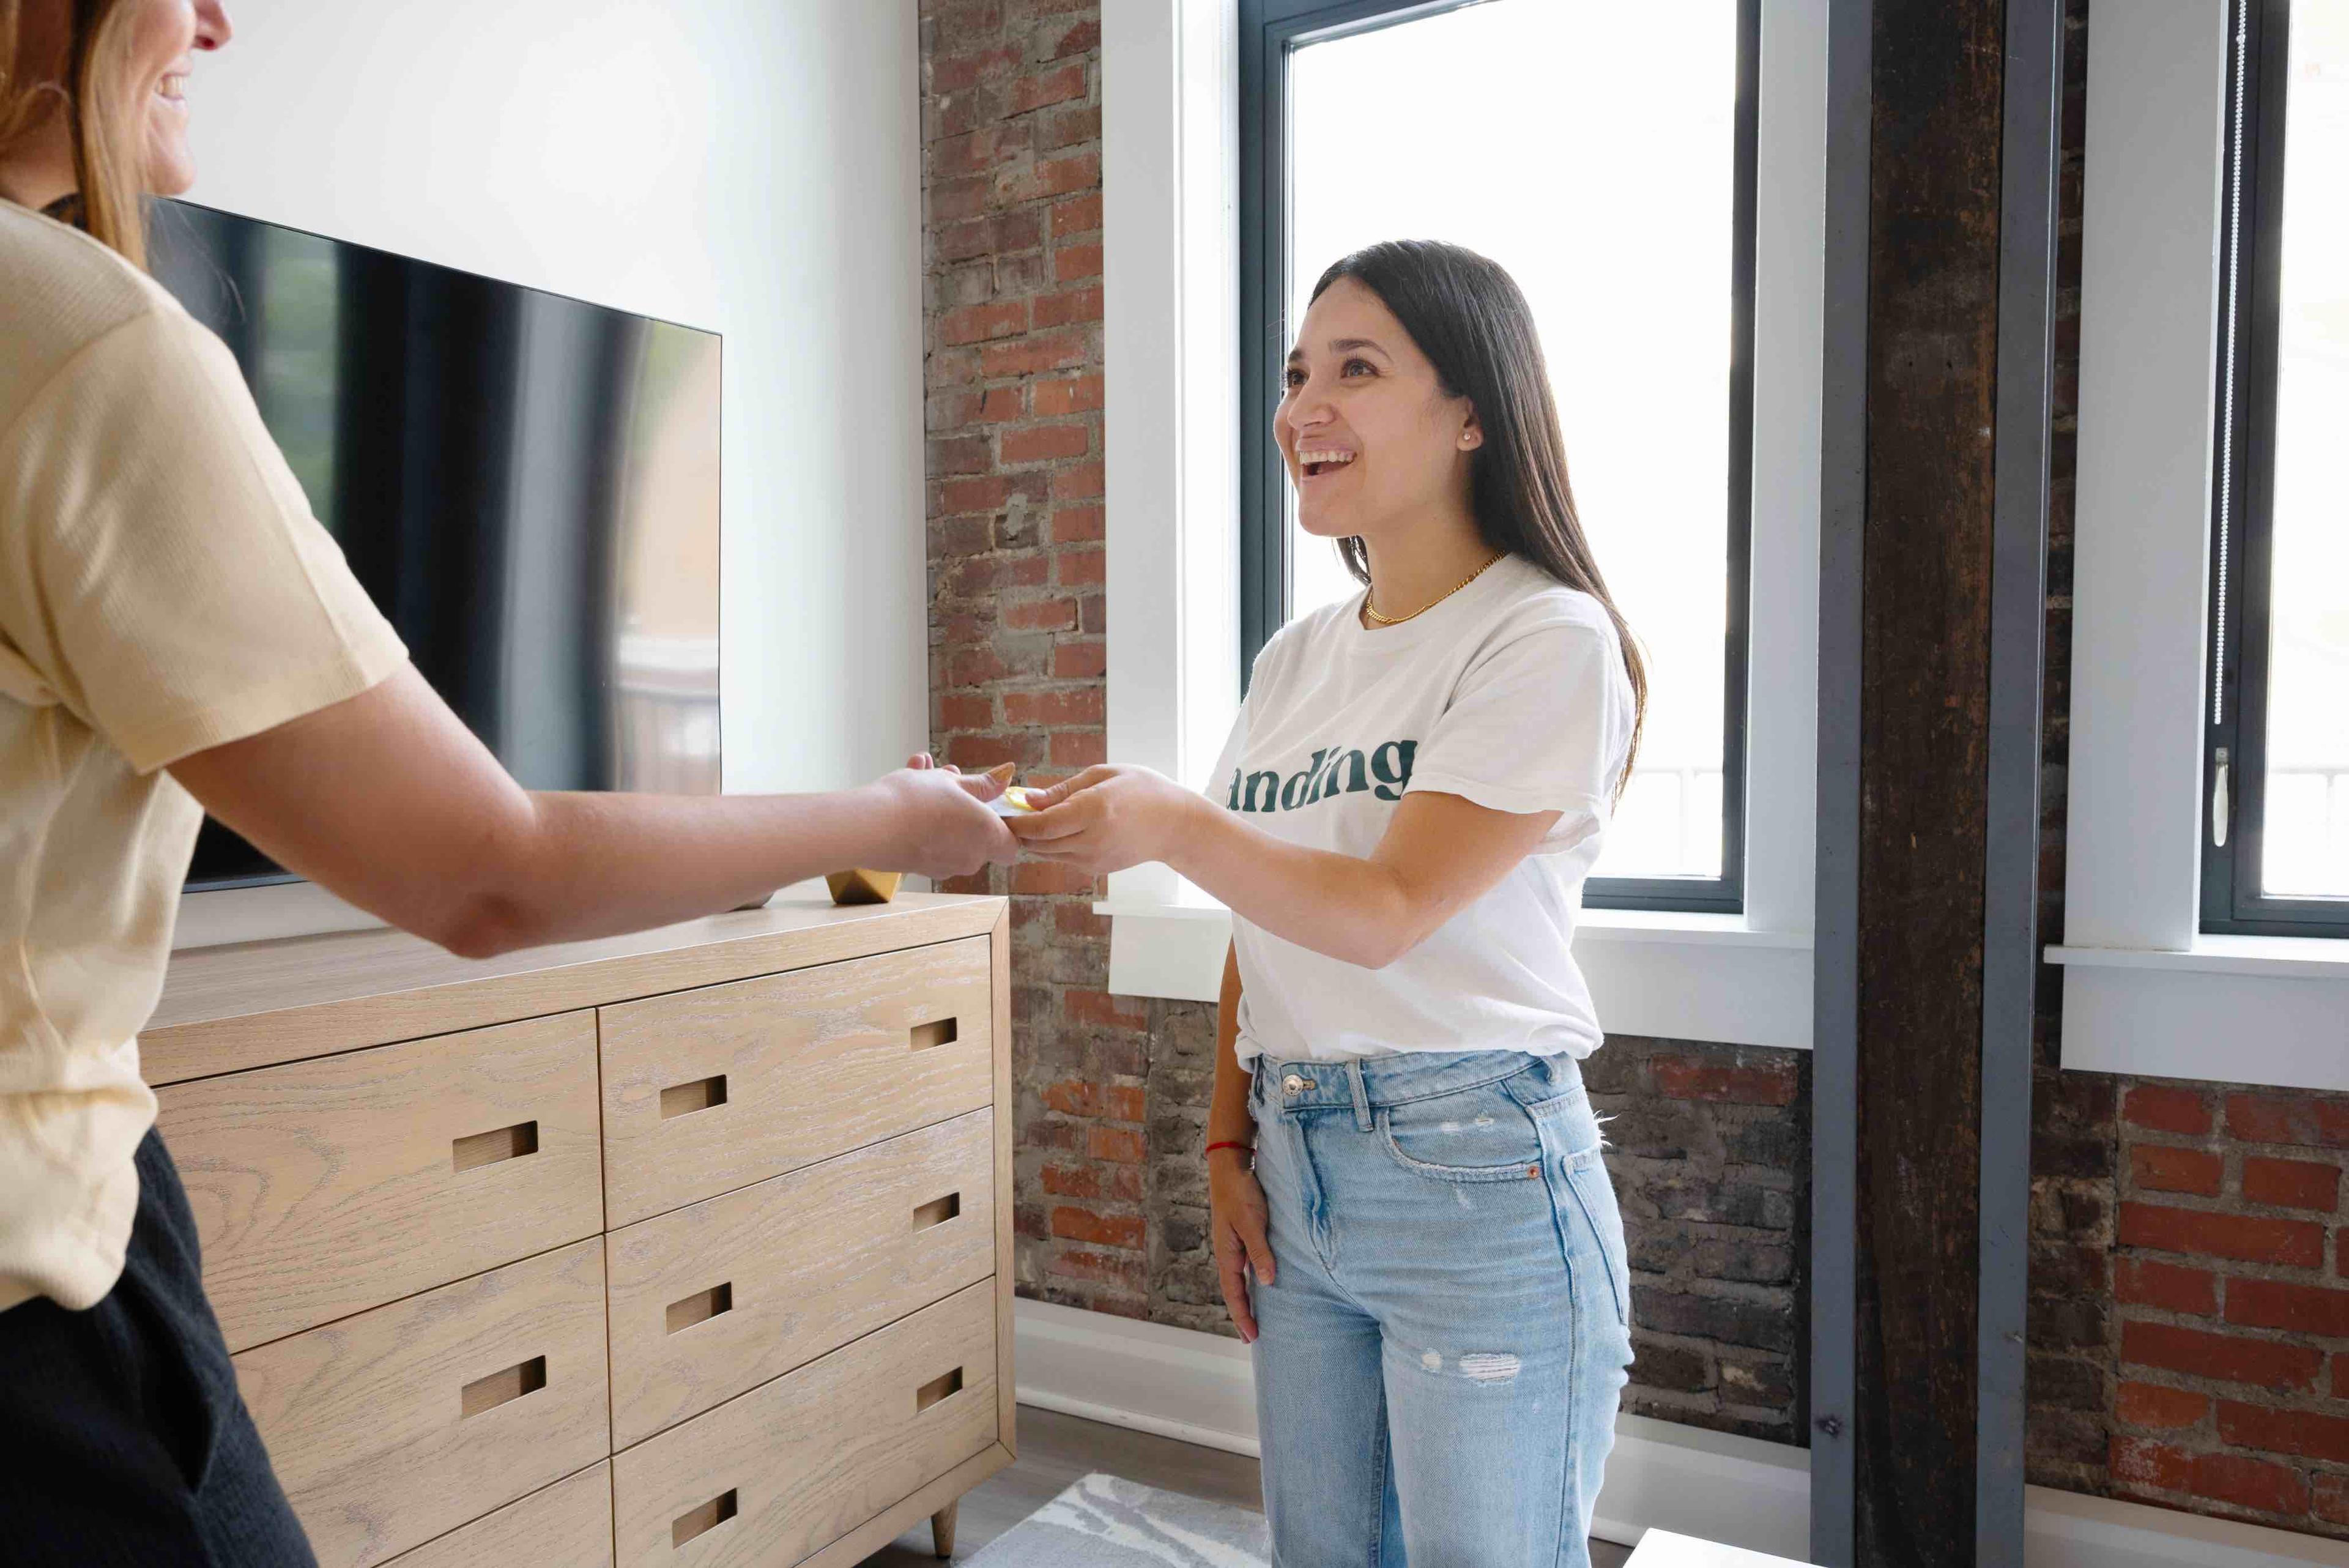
[1283,0,1748,886]
[2251,2,2349,897]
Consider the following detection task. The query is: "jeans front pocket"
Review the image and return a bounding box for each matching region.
[1562,1150,1632,1327]
[1376,1080,1547,1183]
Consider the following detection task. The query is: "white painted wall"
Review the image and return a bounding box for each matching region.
[171,0,930,946]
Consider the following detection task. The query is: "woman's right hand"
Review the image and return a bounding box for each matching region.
[1209,1149,1276,1343]
[875,756,1019,878]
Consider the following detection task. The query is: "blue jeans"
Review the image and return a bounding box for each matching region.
[1247,1050,1633,1567]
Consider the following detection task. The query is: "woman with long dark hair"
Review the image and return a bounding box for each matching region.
[1012,239,1644,1565]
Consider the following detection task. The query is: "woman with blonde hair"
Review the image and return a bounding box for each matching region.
[1012,240,1642,1565]
[0,3,1014,1558]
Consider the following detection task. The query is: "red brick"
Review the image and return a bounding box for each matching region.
[1003,596,1078,631]
[928,433,993,476]
[2318,1473,2349,1527]
[1051,461,1105,499]
[2109,1435,2193,1493]
[2123,1085,2213,1137]
[2218,1400,2349,1465]
[2189,1451,2310,1517]
[1001,422,1091,464]
[933,44,1023,92]
[2131,1145,2224,1197]
[948,552,1048,595]
[1044,1246,1146,1292]
[1009,860,1097,897]
[932,122,1031,177]
[1040,1161,1142,1203]
[2113,1257,2219,1317]
[939,694,993,730]
[938,300,1030,347]
[948,646,1012,687]
[2115,1380,2208,1430]
[1003,687,1103,727]
[1047,18,1100,59]
[978,385,1025,423]
[1056,546,1105,587]
[938,474,1014,515]
[2337,1351,2349,1397]
[2228,1093,2349,1150]
[2227,1277,2349,1337]
[2244,1156,2342,1211]
[997,153,1099,205]
[1053,901,1110,939]
[1009,61,1086,114]
[1053,243,1104,284]
[1037,105,1101,152]
[1087,1125,1146,1164]
[1034,284,1104,327]
[945,734,1031,773]
[1651,1055,1798,1107]
[1050,503,1105,544]
[1050,1205,1143,1250]
[981,328,1093,379]
[2121,1321,2325,1393]
[2118,1202,2326,1268]
[1052,191,1103,236]
[1066,987,1148,1031]
[1052,729,1107,767]
[930,1,1003,48]
[1050,639,1107,679]
[1031,373,1103,416]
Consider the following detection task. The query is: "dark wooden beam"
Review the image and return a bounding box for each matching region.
[1854,0,2006,1561]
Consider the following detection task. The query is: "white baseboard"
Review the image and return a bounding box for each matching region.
[1011,1299,2349,1568]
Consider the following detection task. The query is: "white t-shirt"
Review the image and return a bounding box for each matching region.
[1206,552,1634,1066]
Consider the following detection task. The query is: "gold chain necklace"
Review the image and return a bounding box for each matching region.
[1362,551,1505,626]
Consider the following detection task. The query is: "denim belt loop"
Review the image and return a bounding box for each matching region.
[1346,1060,1373,1132]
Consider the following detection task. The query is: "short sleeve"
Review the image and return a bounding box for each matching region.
[0,307,407,773]
[1406,617,1628,854]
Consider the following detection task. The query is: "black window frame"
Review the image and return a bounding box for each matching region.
[2203,0,2349,937]
[1238,0,1759,914]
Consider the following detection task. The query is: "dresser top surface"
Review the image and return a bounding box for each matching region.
[150,885,1004,1038]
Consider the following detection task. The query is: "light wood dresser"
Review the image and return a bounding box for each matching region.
[146,890,1015,1567]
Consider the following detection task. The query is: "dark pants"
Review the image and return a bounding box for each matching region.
[0,1129,316,1567]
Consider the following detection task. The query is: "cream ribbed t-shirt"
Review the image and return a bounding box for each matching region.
[0,201,406,1312]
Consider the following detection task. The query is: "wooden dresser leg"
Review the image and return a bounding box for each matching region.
[931,1500,959,1558]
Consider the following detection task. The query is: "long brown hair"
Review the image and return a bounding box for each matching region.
[1311,239,1649,796]
[0,0,151,266]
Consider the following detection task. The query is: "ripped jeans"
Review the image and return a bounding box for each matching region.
[1247,1049,1634,1568]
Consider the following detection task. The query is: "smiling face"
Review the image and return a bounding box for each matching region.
[124,0,232,197]
[1275,275,1482,543]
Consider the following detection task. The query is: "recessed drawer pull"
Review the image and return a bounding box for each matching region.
[915,1366,965,1414]
[459,1354,546,1418]
[912,1192,962,1232]
[659,1075,727,1119]
[910,1018,959,1051]
[666,1282,733,1334]
[450,1120,538,1172]
[671,1488,737,1547]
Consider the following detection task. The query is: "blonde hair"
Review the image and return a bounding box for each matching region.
[0,0,150,267]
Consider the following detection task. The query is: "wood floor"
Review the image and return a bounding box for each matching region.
[859,1405,1634,1565]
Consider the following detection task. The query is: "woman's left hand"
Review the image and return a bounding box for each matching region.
[1005,764,1204,875]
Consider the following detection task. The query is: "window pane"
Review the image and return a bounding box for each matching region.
[2262,2,2349,898]
[1286,0,1740,880]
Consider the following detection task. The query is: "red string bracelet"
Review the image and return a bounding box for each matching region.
[1204,1140,1254,1158]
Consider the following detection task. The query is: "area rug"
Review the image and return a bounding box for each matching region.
[963,1473,1270,1567]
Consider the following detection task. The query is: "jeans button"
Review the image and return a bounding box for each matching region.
[1282,1074,1305,1095]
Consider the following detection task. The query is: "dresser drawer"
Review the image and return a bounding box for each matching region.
[155,1011,603,1351]
[605,1109,995,1447]
[386,1463,612,1568]
[610,1280,998,1566]
[599,938,992,1225]
[236,1240,612,1568]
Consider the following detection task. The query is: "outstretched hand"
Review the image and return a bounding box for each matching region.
[877,753,1018,877]
[1005,764,1204,876]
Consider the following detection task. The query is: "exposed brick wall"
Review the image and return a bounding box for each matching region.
[2020,0,2349,1543]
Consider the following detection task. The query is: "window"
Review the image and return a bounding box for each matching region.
[1239,0,1759,910]
[2205,0,2349,935]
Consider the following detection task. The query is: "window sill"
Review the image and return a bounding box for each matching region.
[2049,937,2349,1091]
[1101,899,1814,1050]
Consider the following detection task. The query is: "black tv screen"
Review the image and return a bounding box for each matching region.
[149,203,722,891]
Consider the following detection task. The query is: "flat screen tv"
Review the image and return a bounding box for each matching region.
[148,202,722,891]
